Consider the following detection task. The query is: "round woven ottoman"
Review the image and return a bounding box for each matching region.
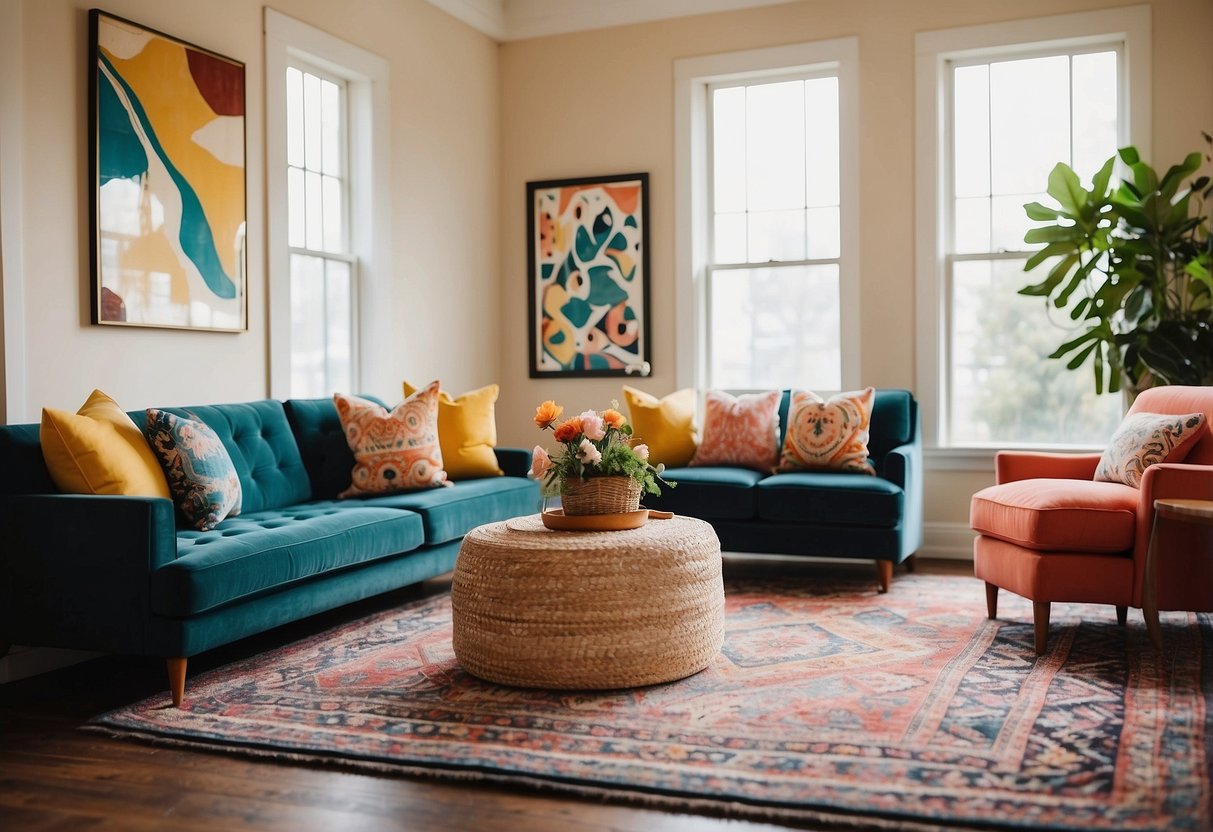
[451,514,724,689]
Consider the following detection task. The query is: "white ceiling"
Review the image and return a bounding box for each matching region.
[425,0,801,41]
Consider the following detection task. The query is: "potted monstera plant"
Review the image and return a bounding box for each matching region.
[1019,134,1213,396]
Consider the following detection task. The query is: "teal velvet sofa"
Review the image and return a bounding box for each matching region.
[0,397,538,705]
[643,389,923,591]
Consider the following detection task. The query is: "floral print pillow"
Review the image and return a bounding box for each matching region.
[144,409,242,531]
[778,387,876,475]
[335,382,448,497]
[1094,412,1207,488]
[689,389,781,472]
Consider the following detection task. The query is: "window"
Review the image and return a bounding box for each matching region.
[286,64,355,397]
[675,39,859,394]
[916,7,1151,457]
[265,10,390,400]
[708,74,841,391]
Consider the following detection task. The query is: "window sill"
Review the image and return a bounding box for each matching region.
[924,444,1103,473]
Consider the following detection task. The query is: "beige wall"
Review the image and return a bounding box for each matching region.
[3,0,499,418]
[496,0,1213,539]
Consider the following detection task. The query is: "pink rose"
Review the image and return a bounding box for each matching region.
[530,445,552,479]
[633,443,650,461]
[579,410,605,441]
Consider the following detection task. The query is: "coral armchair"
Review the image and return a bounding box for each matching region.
[970,386,1213,654]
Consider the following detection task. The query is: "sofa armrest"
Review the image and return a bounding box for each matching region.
[995,451,1102,484]
[0,494,178,654]
[494,447,533,479]
[883,441,920,491]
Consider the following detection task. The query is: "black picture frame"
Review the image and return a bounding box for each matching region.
[526,172,651,378]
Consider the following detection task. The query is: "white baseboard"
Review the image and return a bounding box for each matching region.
[0,646,100,684]
[922,521,976,560]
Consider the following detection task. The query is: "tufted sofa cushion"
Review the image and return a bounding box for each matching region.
[757,471,904,526]
[153,505,425,616]
[149,401,312,514]
[284,396,387,499]
[643,466,763,520]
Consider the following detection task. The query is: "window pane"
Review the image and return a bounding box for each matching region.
[746,81,805,211]
[290,254,326,397]
[1071,51,1118,181]
[806,206,839,260]
[714,212,747,264]
[953,64,990,199]
[949,258,1121,445]
[321,79,341,177]
[325,259,353,393]
[304,72,322,172]
[804,77,839,207]
[287,167,305,248]
[991,192,1045,252]
[305,170,323,250]
[709,264,840,391]
[748,209,805,262]
[989,56,1069,196]
[712,86,746,214]
[953,196,991,253]
[286,68,304,168]
[322,175,343,252]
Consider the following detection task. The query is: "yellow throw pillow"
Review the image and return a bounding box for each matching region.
[40,389,171,497]
[622,386,698,468]
[403,381,502,480]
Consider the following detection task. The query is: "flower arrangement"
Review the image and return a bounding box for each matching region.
[530,400,674,500]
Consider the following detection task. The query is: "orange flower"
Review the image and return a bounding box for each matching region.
[534,400,564,430]
[553,417,583,443]
[602,409,626,430]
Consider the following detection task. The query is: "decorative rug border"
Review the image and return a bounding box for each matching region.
[81,723,988,832]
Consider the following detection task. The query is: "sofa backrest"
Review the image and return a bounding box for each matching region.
[777,388,917,469]
[151,400,311,513]
[283,395,387,500]
[0,423,56,494]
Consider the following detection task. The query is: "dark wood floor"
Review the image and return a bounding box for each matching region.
[0,557,974,831]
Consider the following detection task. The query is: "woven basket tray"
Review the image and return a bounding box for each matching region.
[560,476,641,516]
[451,514,724,689]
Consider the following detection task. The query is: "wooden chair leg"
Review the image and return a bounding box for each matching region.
[1115,605,1128,626]
[876,560,893,593]
[904,554,917,573]
[1032,601,1051,655]
[985,582,998,619]
[167,657,187,708]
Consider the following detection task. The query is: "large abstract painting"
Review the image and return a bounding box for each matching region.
[527,173,650,377]
[89,10,246,331]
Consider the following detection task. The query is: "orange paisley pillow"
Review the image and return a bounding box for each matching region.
[689,389,781,472]
[335,382,449,497]
[778,387,876,475]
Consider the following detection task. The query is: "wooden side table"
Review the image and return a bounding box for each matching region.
[1142,499,1213,650]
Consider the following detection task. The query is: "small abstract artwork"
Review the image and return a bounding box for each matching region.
[527,173,650,377]
[89,11,246,331]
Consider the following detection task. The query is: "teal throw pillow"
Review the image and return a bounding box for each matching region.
[144,409,242,530]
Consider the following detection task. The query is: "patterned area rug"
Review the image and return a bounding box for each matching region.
[90,574,1211,831]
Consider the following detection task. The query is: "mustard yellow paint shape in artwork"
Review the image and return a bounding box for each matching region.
[103,39,244,280]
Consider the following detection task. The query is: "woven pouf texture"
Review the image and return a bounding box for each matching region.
[451,514,724,689]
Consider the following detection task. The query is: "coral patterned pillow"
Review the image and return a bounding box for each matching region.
[778,387,877,475]
[689,390,780,471]
[335,382,448,496]
[144,409,242,531]
[1094,411,1207,488]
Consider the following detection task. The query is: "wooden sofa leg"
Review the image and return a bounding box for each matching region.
[985,583,998,619]
[1032,602,1051,655]
[876,560,893,594]
[167,657,187,708]
[1115,605,1128,626]
[904,554,917,573]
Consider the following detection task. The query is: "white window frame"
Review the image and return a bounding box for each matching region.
[265,9,390,399]
[675,38,860,394]
[914,5,1151,470]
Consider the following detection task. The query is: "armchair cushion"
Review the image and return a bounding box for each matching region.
[971,478,1137,553]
